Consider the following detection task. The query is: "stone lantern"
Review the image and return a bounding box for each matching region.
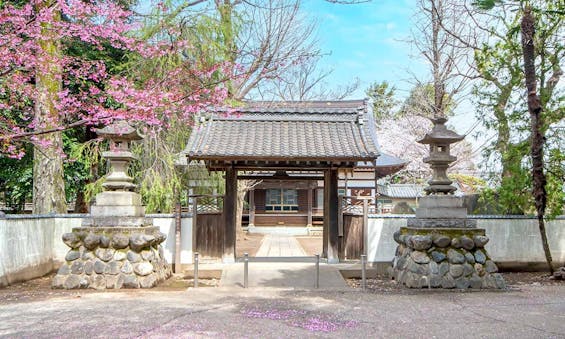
[96,120,141,192]
[390,117,505,290]
[53,120,171,290]
[419,117,463,195]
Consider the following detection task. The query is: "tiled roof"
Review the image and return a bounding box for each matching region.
[184,100,402,164]
[378,183,465,198]
[377,184,425,199]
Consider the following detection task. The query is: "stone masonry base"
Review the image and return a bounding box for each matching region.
[391,227,506,289]
[52,226,172,289]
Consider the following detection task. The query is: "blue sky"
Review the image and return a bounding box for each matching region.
[302,0,423,99]
[301,0,480,140]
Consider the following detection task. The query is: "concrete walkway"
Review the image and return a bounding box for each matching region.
[220,262,349,289]
[223,233,347,289]
[255,234,306,257]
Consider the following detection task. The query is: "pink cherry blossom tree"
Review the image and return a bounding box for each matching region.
[0,0,230,213]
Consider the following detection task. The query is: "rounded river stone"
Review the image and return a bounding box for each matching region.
[431,251,446,263]
[70,261,84,274]
[474,249,487,264]
[463,263,474,276]
[99,235,111,248]
[121,261,133,274]
[485,260,498,273]
[473,235,489,248]
[447,249,465,264]
[62,232,81,249]
[455,277,470,289]
[410,251,430,264]
[451,237,462,249]
[114,251,127,261]
[429,261,439,275]
[122,274,140,288]
[83,233,100,250]
[438,262,450,276]
[465,252,476,264]
[441,275,456,289]
[469,275,483,289]
[449,264,464,278]
[134,262,154,276]
[64,275,81,289]
[433,235,451,248]
[141,250,155,261]
[94,260,106,274]
[95,248,115,262]
[130,234,149,252]
[393,230,402,244]
[106,261,123,275]
[411,235,433,251]
[474,263,485,276]
[111,234,130,249]
[84,261,94,275]
[127,251,141,263]
[460,236,475,251]
[139,275,157,288]
[65,250,81,261]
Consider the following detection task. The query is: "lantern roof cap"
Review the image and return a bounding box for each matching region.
[96,120,143,141]
[418,117,464,145]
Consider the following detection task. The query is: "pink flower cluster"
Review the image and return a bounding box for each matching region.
[0,0,231,156]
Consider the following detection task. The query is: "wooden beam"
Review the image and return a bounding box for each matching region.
[324,169,339,263]
[223,167,237,263]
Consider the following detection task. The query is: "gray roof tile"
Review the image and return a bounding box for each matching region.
[184,100,405,165]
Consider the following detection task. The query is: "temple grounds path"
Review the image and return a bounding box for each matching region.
[1,281,563,338]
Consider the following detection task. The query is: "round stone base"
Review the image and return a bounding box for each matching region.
[391,227,506,289]
[52,227,172,289]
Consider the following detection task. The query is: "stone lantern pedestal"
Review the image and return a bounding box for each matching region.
[53,121,171,289]
[391,118,505,289]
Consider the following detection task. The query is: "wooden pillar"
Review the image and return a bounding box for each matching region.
[249,189,255,227]
[307,187,313,227]
[223,167,237,263]
[324,168,339,263]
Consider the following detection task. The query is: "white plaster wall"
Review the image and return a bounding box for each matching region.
[366,217,407,262]
[150,215,193,264]
[367,216,565,266]
[0,214,193,287]
[478,218,565,264]
[0,216,78,287]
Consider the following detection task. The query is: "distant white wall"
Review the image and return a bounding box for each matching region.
[367,215,565,269]
[0,215,81,287]
[0,214,193,287]
[149,214,193,265]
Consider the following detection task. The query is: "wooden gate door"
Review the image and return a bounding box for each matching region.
[192,195,225,261]
[338,196,369,260]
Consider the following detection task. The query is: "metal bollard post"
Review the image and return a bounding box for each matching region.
[315,254,320,289]
[361,254,367,291]
[244,253,249,288]
[194,252,199,288]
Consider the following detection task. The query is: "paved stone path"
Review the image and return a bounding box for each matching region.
[1,285,564,338]
[225,233,346,289]
[220,262,349,289]
[255,234,307,257]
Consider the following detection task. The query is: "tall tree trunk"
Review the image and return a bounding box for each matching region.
[521,6,553,274]
[33,1,66,214]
